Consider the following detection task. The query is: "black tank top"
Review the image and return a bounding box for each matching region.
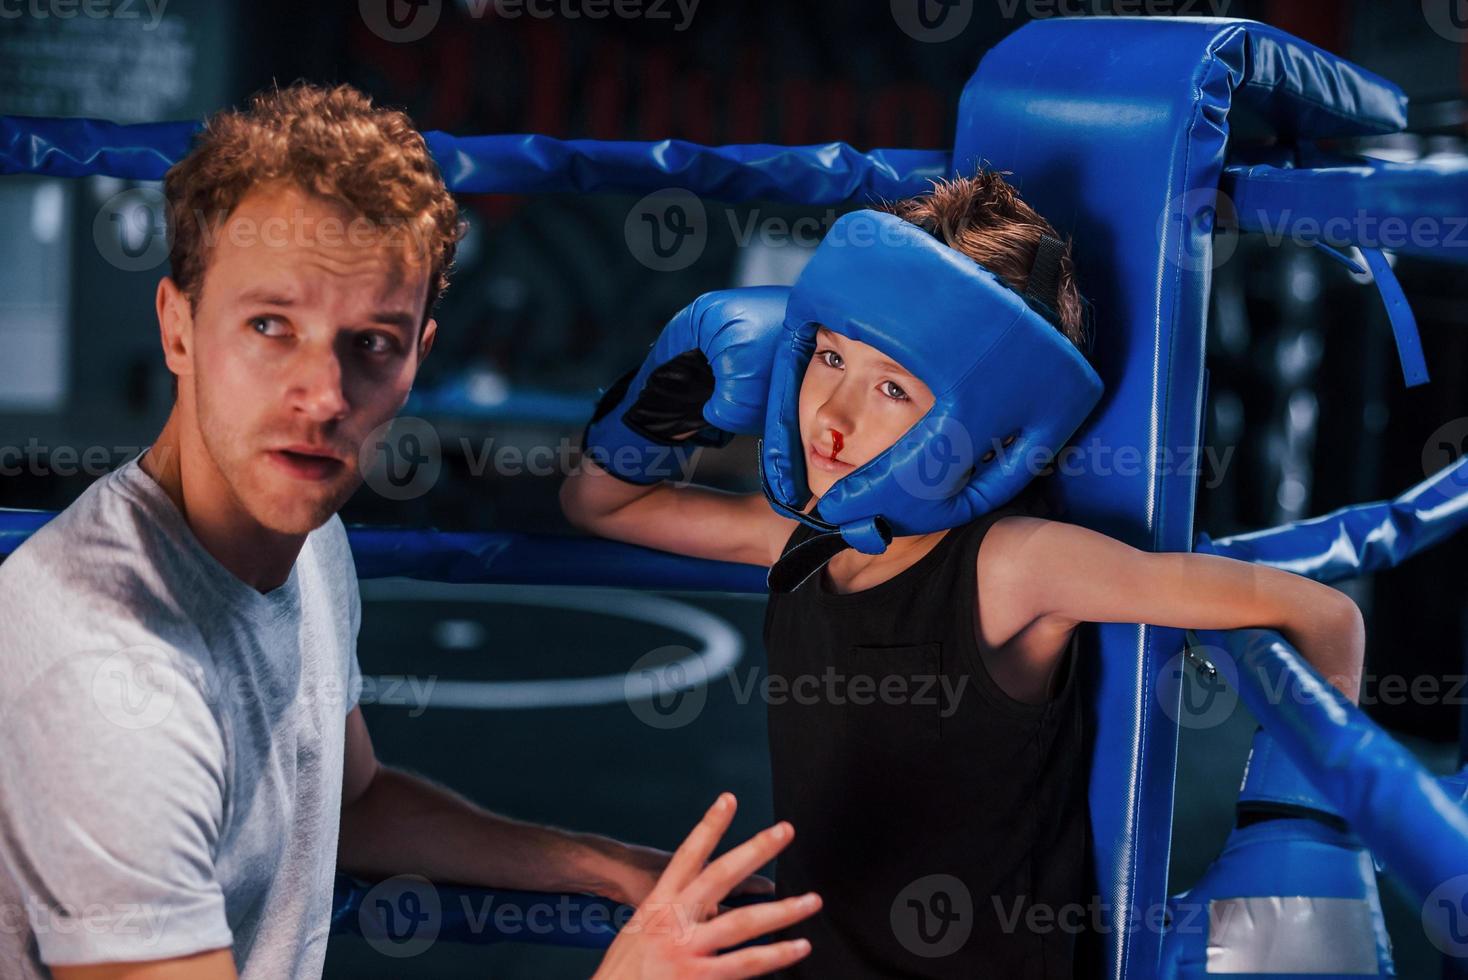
[763,494,1092,978]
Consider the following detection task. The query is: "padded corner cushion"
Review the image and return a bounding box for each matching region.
[1228,19,1406,139]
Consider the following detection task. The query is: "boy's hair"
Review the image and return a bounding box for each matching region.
[878,172,1090,353]
[163,81,465,331]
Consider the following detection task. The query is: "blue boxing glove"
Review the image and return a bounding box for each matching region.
[583,286,790,484]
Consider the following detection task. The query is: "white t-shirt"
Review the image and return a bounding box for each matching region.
[0,452,362,978]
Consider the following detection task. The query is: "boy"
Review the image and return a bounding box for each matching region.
[562,174,1365,977]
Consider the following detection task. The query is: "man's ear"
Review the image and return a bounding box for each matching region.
[397,318,438,412]
[155,276,194,379]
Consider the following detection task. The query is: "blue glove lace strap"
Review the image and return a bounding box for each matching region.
[759,445,893,593]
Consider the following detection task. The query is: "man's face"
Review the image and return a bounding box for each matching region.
[796,326,936,499]
[170,183,434,535]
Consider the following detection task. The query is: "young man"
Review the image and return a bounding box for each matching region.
[0,82,817,980]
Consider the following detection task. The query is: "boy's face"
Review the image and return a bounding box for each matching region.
[160,182,435,535]
[797,326,936,499]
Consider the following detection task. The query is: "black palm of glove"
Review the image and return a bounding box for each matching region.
[597,349,735,448]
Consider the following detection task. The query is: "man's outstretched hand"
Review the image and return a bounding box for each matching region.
[596,835,776,908]
[592,794,820,979]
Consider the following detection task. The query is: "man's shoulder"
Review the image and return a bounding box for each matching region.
[1,467,178,606]
[0,469,209,691]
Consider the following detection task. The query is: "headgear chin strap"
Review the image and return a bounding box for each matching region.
[760,209,1104,593]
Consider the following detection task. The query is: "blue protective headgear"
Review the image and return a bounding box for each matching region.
[760,209,1104,592]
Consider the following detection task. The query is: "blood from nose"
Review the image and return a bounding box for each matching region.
[830,428,844,458]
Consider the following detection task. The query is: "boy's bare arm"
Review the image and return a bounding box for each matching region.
[565,286,795,568]
[560,456,797,568]
[982,516,1366,702]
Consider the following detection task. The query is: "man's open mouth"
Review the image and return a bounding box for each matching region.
[267,449,346,481]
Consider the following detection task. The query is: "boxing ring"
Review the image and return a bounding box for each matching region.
[6,15,1468,978]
